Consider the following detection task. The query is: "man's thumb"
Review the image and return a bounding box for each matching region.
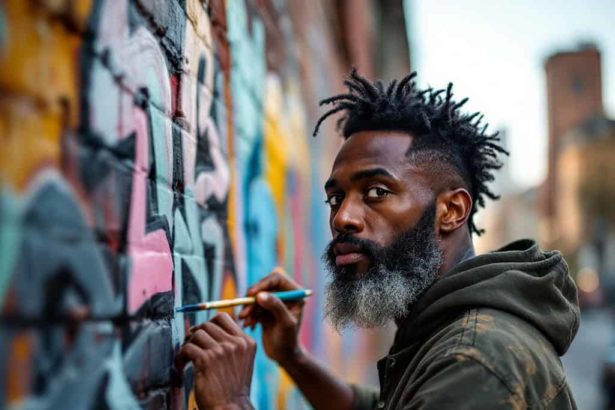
[256,292,292,324]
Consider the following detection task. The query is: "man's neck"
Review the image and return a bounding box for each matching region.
[458,245,476,264]
[438,241,475,277]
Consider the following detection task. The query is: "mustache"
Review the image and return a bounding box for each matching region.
[323,235,383,278]
[325,235,380,259]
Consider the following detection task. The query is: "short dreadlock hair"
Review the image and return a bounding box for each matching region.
[313,69,508,236]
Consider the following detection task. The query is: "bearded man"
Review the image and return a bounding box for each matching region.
[176,70,580,409]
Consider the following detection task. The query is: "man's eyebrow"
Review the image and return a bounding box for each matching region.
[350,167,396,182]
[324,168,397,191]
[324,178,337,191]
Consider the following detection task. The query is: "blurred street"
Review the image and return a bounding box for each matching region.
[563,308,615,410]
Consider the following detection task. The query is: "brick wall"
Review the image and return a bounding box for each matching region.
[0,1,390,408]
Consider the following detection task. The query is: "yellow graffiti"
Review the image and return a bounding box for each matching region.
[0,0,92,191]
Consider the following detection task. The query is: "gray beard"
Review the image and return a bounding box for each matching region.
[323,205,443,331]
[324,253,440,330]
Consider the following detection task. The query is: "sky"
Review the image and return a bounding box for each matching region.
[404,0,615,188]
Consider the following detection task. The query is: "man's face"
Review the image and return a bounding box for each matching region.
[322,130,443,329]
[324,130,434,270]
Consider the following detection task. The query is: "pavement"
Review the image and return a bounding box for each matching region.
[562,308,615,410]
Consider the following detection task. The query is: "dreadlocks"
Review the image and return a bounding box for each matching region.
[313,69,509,236]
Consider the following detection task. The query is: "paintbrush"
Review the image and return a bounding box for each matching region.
[175,289,313,313]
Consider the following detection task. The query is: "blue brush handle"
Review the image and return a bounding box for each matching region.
[273,289,310,301]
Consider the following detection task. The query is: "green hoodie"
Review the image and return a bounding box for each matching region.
[352,239,580,409]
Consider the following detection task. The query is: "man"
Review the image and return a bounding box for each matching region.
[176,70,580,409]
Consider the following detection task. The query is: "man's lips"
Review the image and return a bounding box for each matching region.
[335,252,368,266]
[333,243,368,266]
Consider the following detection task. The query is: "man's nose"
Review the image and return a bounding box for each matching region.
[331,196,365,234]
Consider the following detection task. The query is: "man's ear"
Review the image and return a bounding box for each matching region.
[435,188,473,235]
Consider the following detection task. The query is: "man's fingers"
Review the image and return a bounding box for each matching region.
[247,269,299,296]
[241,314,259,329]
[256,292,295,327]
[247,273,285,295]
[210,313,243,336]
[191,328,218,348]
[240,303,266,327]
[243,269,304,330]
[238,305,253,319]
[175,342,202,371]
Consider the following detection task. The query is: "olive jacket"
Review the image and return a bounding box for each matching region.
[352,239,580,409]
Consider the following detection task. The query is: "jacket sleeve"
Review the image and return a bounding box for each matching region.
[403,354,524,409]
[350,384,380,410]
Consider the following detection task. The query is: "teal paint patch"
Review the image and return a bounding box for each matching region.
[0,7,6,51]
[0,188,22,306]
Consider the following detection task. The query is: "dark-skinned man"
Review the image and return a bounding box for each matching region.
[176,70,580,409]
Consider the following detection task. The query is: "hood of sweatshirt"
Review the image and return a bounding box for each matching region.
[394,239,580,356]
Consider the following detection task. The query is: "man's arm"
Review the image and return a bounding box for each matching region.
[277,344,355,410]
[238,270,356,410]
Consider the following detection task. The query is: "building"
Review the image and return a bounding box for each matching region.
[555,118,615,303]
[542,44,604,245]
[542,44,615,305]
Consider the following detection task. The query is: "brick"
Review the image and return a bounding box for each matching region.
[123,319,173,391]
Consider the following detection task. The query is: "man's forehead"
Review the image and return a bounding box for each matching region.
[332,130,415,171]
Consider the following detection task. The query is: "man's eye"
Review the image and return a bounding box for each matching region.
[366,187,390,199]
[325,195,341,207]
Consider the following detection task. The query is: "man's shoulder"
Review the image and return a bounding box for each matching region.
[422,307,553,349]
[440,308,562,366]
[424,307,571,408]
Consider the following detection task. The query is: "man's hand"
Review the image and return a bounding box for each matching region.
[175,313,256,410]
[238,268,305,366]
[239,269,355,410]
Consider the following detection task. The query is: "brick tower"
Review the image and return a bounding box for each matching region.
[543,44,603,240]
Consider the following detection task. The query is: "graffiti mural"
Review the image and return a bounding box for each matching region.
[0,0,362,408]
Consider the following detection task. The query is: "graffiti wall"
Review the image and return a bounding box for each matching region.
[0,0,372,408]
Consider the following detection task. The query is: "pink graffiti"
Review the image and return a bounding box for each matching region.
[127,105,173,313]
[92,0,174,313]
